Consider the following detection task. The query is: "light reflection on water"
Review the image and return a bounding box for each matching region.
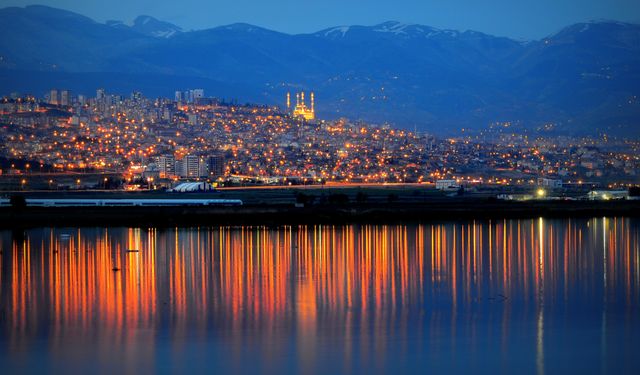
[1,218,639,374]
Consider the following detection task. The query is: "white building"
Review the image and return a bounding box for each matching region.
[435,179,460,191]
[155,155,176,178]
[169,181,215,192]
[177,155,201,178]
[49,89,58,105]
[60,90,70,106]
[588,190,629,200]
[537,178,563,189]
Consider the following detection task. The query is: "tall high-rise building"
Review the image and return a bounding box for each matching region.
[60,90,70,106]
[188,114,198,125]
[96,88,105,101]
[174,89,206,104]
[49,89,59,105]
[207,155,225,178]
[198,157,208,178]
[191,89,204,101]
[155,155,176,178]
[177,155,201,178]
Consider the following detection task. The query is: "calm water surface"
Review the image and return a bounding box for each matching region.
[1,218,639,374]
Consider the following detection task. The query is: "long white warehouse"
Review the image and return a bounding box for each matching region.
[0,198,243,207]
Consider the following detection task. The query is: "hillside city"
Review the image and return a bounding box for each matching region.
[0,89,639,192]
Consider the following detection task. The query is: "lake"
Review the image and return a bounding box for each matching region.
[1,218,639,374]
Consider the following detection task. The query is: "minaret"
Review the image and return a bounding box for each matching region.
[296,93,300,107]
[286,92,290,110]
[310,92,315,114]
[301,91,305,108]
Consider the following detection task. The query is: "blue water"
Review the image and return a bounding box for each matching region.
[1,218,639,374]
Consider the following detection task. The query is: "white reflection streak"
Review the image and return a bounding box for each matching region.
[601,217,608,374]
[537,217,544,375]
[603,218,607,290]
[537,308,544,375]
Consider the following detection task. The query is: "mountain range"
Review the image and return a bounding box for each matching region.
[1,5,639,135]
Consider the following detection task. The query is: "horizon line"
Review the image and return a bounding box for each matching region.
[4,4,639,42]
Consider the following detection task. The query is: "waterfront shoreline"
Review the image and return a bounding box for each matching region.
[1,199,638,228]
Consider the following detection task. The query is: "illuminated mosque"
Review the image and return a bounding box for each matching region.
[286,91,315,120]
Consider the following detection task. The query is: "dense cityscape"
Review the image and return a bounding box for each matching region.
[1,88,638,192]
[2,2,640,374]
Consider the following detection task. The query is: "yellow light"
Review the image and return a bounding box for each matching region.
[536,188,546,198]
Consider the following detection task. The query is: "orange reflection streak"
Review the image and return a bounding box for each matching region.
[1,219,639,357]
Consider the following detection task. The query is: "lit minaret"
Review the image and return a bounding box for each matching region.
[301,91,305,107]
[286,92,290,110]
[310,92,315,113]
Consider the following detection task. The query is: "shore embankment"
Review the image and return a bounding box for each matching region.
[1,199,638,228]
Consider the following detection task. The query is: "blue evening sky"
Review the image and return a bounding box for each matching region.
[3,0,640,39]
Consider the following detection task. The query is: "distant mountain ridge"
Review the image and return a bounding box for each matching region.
[1,5,639,135]
[106,15,182,38]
